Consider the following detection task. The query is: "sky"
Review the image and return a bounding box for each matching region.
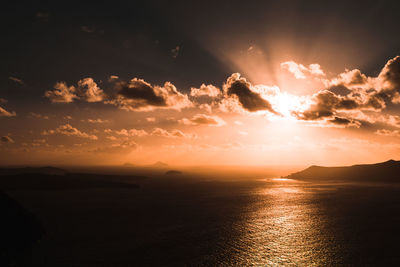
[1,0,400,167]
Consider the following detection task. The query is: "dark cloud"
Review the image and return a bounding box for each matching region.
[293,87,387,125]
[295,55,400,124]
[378,56,400,103]
[328,117,361,128]
[326,56,400,107]
[328,85,352,96]
[109,78,191,111]
[117,79,167,106]
[293,90,356,121]
[224,73,277,113]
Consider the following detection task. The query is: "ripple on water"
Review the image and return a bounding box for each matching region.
[229,178,340,266]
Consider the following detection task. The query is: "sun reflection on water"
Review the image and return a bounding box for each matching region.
[234,178,335,266]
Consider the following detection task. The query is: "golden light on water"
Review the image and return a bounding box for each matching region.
[235,178,336,265]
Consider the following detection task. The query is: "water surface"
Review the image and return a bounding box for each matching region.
[8,175,400,266]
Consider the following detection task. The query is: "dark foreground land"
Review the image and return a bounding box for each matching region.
[1,163,400,266]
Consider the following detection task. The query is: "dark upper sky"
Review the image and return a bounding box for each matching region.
[1,0,400,104]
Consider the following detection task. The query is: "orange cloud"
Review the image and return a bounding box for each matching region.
[190,84,221,97]
[151,128,191,138]
[376,129,400,137]
[77,78,105,102]
[29,112,49,120]
[0,106,16,117]
[45,82,78,103]
[281,61,325,79]
[179,114,226,126]
[42,124,98,140]
[45,78,104,103]
[113,129,148,137]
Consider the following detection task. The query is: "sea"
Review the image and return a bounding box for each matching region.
[7,170,400,266]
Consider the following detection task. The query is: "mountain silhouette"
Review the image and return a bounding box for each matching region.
[286,159,400,182]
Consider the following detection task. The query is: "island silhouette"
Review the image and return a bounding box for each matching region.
[286,159,400,182]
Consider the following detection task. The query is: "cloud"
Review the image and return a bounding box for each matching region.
[109,75,119,80]
[328,117,361,128]
[0,98,7,104]
[293,88,385,123]
[31,138,48,147]
[1,136,14,143]
[171,46,180,59]
[39,56,400,131]
[293,90,352,120]
[108,78,192,111]
[328,69,369,89]
[45,78,104,103]
[151,128,190,138]
[92,140,138,154]
[378,56,400,102]
[0,106,16,117]
[42,124,98,140]
[179,114,226,126]
[224,73,277,113]
[45,82,78,103]
[9,76,24,85]
[77,78,105,102]
[113,129,148,137]
[281,61,325,79]
[376,129,400,137]
[85,118,109,123]
[324,56,400,107]
[190,84,221,97]
[292,56,400,127]
[29,112,49,120]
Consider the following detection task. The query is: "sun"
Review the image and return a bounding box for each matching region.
[266,92,309,119]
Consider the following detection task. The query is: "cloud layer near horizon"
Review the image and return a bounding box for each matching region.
[2,55,400,166]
